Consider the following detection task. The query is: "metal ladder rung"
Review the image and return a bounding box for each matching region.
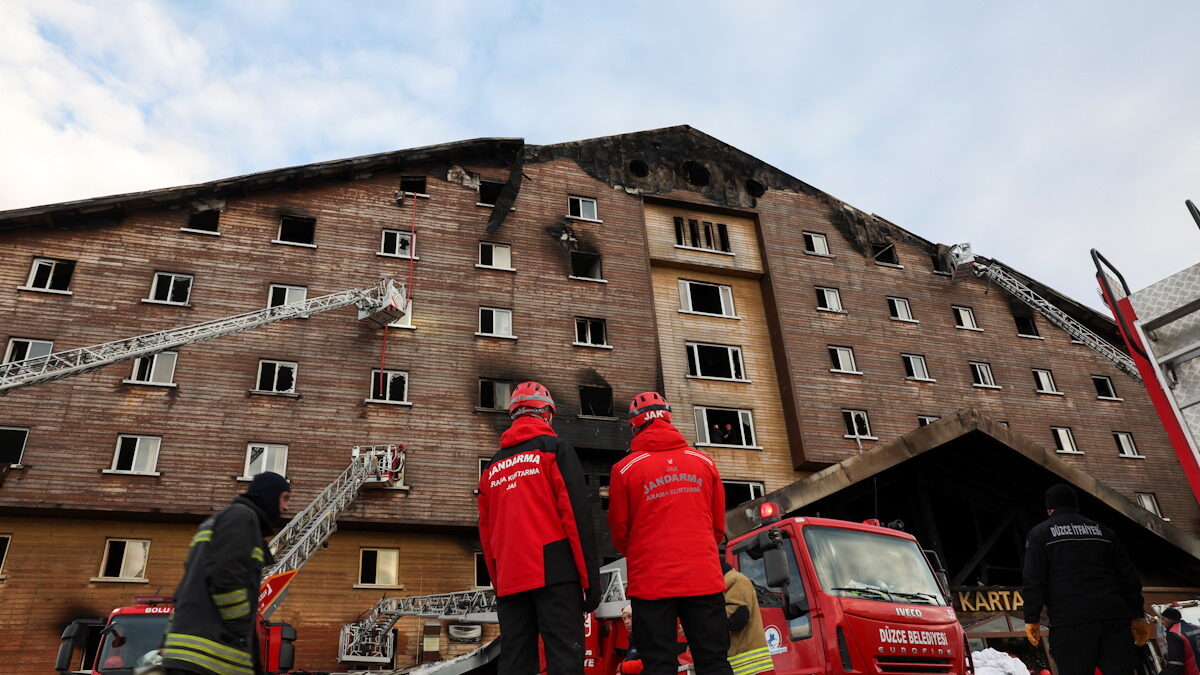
[1157,341,1200,370]
[1142,296,1200,333]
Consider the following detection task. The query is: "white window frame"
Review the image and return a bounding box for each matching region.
[802,232,830,256]
[1014,314,1042,338]
[1136,492,1164,518]
[842,409,877,440]
[0,534,9,578]
[694,406,759,448]
[568,251,605,282]
[95,539,150,582]
[953,305,981,331]
[1033,369,1061,395]
[379,229,417,259]
[917,415,940,427]
[686,342,747,381]
[105,435,162,476]
[274,215,316,247]
[477,180,504,207]
[567,195,600,222]
[887,297,917,322]
[678,280,737,318]
[477,242,514,271]
[828,346,860,375]
[722,480,766,505]
[478,379,514,412]
[0,426,30,467]
[970,361,999,389]
[145,272,193,306]
[1051,427,1080,454]
[474,551,492,589]
[477,307,515,339]
[255,359,298,394]
[367,369,410,405]
[574,317,610,349]
[242,443,288,479]
[474,457,491,495]
[3,338,54,365]
[357,548,401,588]
[902,353,933,381]
[1114,432,1142,458]
[816,287,843,313]
[21,257,75,294]
[267,284,307,308]
[1093,375,1122,401]
[125,352,178,387]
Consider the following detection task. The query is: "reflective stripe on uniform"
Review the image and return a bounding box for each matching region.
[164,633,253,667]
[162,647,253,675]
[190,529,213,546]
[212,588,248,606]
[729,647,773,675]
[251,547,264,563]
[218,600,252,620]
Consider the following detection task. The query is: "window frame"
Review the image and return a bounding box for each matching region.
[827,346,861,375]
[477,241,514,271]
[672,217,733,255]
[21,257,75,294]
[105,435,162,476]
[95,538,151,582]
[1092,375,1122,401]
[969,361,999,389]
[242,443,288,479]
[1114,431,1143,458]
[474,551,492,589]
[722,479,766,507]
[267,284,308,309]
[478,180,504,207]
[815,286,844,313]
[917,415,940,427]
[678,279,737,318]
[399,175,428,197]
[367,369,410,405]
[574,317,611,349]
[1032,368,1062,395]
[567,195,600,222]
[379,229,417,259]
[357,548,402,588]
[887,297,917,323]
[145,271,194,306]
[477,379,514,412]
[953,305,981,331]
[0,533,9,578]
[842,409,877,440]
[1014,314,1042,339]
[578,385,615,419]
[3,338,54,365]
[182,210,221,235]
[476,307,516,339]
[0,426,30,466]
[694,406,759,449]
[902,353,934,382]
[871,242,901,267]
[686,342,748,381]
[802,231,831,257]
[1051,426,1080,454]
[274,215,317,247]
[254,359,299,395]
[568,251,605,282]
[1136,492,1164,518]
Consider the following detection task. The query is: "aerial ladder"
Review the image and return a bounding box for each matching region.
[0,278,407,394]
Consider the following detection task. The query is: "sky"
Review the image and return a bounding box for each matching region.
[2,1,1199,309]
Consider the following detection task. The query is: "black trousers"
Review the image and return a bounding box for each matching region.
[496,582,584,675]
[631,593,733,675]
[1049,618,1137,675]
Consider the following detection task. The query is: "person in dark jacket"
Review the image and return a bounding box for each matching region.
[609,392,732,675]
[1160,608,1200,675]
[161,472,291,675]
[1021,483,1150,675]
[478,381,601,675]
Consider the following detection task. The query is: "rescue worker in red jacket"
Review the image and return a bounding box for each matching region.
[1161,608,1200,675]
[478,381,602,675]
[608,392,733,675]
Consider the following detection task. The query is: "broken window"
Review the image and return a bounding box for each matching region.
[244,443,288,477]
[185,210,220,233]
[369,369,409,403]
[953,305,979,330]
[98,539,150,580]
[1014,314,1039,337]
[842,410,873,439]
[970,361,997,388]
[930,252,953,274]
[568,196,598,220]
[0,427,29,465]
[359,548,400,586]
[687,343,745,380]
[400,176,427,195]
[723,480,765,508]
[380,229,415,258]
[256,360,297,394]
[871,242,899,265]
[0,535,9,576]
[673,217,731,253]
[110,435,160,474]
[24,258,75,293]
[268,284,307,308]
[128,352,177,385]
[474,552,492,588]
[1092,375,1119,400]
[828,346,858,374]
[478,242,513,269]
[569,251,603,280]
[277,215,316,245]
[575,317,608,347]
[579,386,614,417]
[1051,427,1079,453]
[479,379,514,410]
[803,232,830,256]
[678,279,735,316]
[4,338,53,365]
[695,406,756,447]
[478,307,514,337]
[887,297,915,321]
[1136,492,1163,517]
[917,415,940,427]
[1033,369,1060,394]
[815,287,843,312]
[1114,432,1141,458]
[148,272,193,305]
[902,354,932,380]
[478,181,504,206]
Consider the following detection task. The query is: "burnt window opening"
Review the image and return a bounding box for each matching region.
[478,181,504,206]
[629,159,649,177]
[0,426,29,464]
[930,252,952,274]
[579,385,614,418]
[682,161,710,187]
[723,480,765,507]
[575,317,607,346]
[842,409,872,438]
[674,217,731,253]
[745,179,766,198]
[26,258,75,292]
[479,379,514,410]
[186,210,220,233]
[474,552,492,588]
[1014,315,1039,337]
[570,251,603,280]
[400,176,427,195]
[687,343,745,380]
[871,242,899,265]
[278,215,316,245]
[680,280,734,316]
[1092,375,1119,399]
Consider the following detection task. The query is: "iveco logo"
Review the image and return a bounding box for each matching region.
[896,607,923,618]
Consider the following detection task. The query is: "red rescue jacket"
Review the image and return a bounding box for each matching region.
[608,420,726,600]
[478,416,601,599]
[1166,621,1200,675]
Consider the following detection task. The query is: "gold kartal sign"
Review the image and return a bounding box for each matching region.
[954,588,1024,613]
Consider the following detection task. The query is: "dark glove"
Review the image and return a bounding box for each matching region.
[619,659,644,674]
[583,585,601,613]
[727,605,750,632]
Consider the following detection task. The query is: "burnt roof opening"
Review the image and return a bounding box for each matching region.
[682,160,710,187]
[628,159,649,177]
[745,179,766,198]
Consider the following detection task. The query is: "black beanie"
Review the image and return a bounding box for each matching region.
[245,471,291,522]
[1163,608,1183,622]
[1045,483,1079,511]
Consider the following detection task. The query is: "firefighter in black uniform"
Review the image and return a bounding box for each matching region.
[1159,607,1200,675]
[1021,483,1152,675]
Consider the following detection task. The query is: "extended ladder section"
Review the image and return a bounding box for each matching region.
[259,444,406,619]
[338,560,629,663]
[949,244,1140,380]
[0,278,407,395]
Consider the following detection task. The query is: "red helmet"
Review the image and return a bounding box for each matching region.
[508,381,556,418]
[629,392,671,434]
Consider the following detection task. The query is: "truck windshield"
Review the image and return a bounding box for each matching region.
[96,614,170,674]
[803,526,946,606]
